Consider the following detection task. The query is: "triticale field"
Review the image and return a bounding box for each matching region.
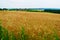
[0,11,60,40]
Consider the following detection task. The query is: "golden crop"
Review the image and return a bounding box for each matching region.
[0,11,60,40]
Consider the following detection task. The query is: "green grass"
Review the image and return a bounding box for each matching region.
[53,29,59,40]
[21,26,29,40]
[0,22,2,40]
[2,28,9,40]
[0,20,9,40]
[10,32,16,40]
[21,26,25,40]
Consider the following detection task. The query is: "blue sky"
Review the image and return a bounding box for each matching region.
[0,0,60,8]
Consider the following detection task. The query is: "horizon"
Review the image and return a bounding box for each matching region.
[0,7,60,10]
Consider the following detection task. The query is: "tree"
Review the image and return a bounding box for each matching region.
[3,8,8,10]
[0,8,2,10]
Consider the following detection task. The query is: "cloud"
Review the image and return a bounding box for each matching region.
[0,0,60,8]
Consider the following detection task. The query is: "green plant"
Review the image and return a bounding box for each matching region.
[0,25,9,40]
[18,32,21,40]
[0,21,2,40]
[50,26,59,40]
[21,26,29,40]
[2,28,9,40]
[43,33,54,40]
[0,20,9,40]
[53,30,59,40]
[10,32,16,40]
[21,26,25,40]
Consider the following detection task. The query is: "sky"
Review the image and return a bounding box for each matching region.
[0,0,60,8]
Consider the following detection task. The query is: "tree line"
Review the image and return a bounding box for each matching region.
[0,8,60,14]
[44,9,60,14]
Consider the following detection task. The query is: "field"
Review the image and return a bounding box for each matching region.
[0,11,60,40]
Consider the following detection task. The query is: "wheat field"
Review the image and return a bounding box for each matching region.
[0,11,60,40]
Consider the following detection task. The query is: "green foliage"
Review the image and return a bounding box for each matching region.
[0,22,2,40]
[2,28,9,40]
[53,29,59,40]
[20,26,29,40]
[10,32,16,40]
[0,20,9,40]
[21,26,25,40]
[17,32,21,40]
[0,24,9,40]
[44,9,60,14]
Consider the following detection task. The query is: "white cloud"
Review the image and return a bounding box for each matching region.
[0,0,60,8]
